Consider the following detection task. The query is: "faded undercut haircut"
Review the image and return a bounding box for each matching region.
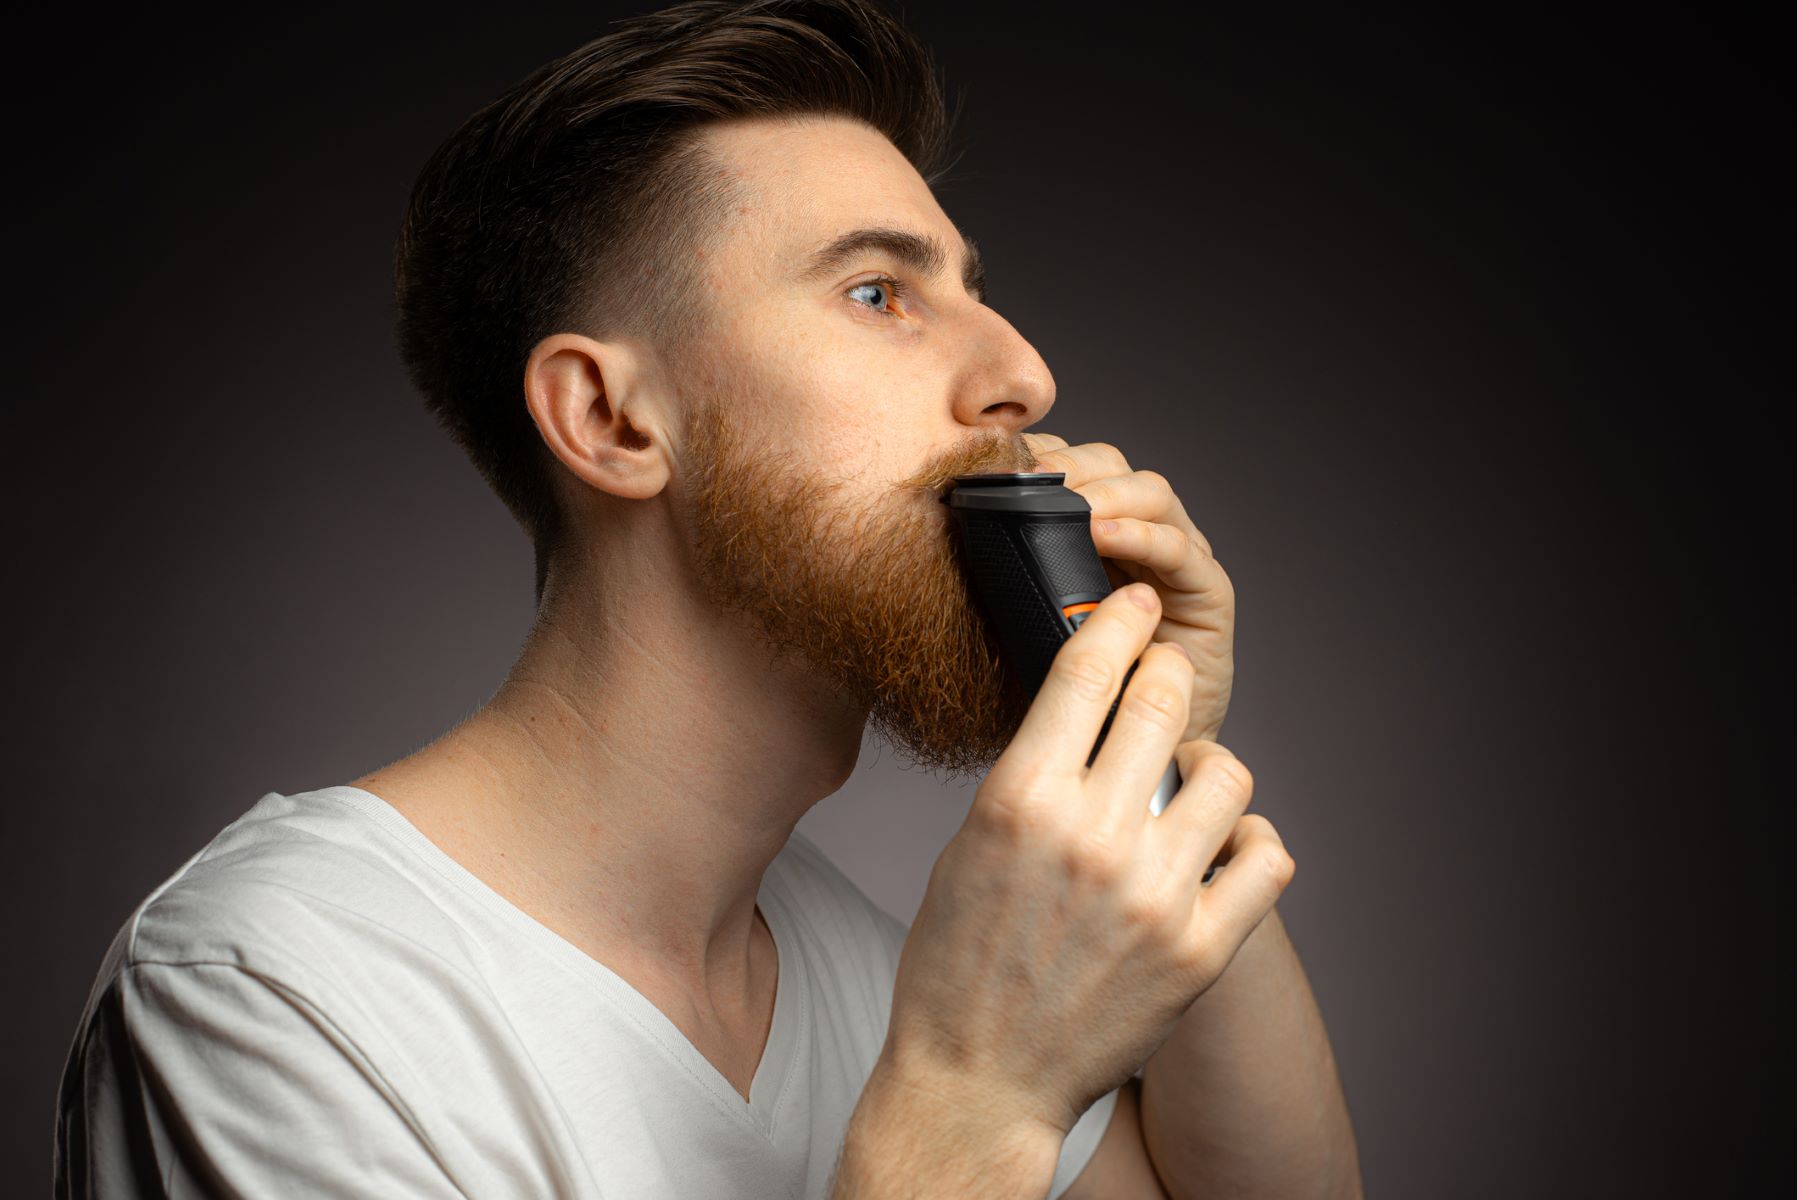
[394,0,963,604]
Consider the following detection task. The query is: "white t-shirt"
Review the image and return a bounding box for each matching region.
[55,785,1119,1198]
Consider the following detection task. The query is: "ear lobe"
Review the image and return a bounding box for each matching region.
[525,332,670,501]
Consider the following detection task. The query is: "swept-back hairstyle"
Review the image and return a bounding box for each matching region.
[394,0,963,604]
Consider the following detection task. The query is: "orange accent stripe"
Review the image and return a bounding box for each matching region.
[1061,602,1100,618]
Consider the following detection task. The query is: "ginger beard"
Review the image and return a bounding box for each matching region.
[678,395,1044,782]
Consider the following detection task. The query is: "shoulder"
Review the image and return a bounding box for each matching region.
[110,787,481,999]
[62,787,500,1143]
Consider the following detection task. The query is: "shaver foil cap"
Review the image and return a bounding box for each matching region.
[940,472,1090,514]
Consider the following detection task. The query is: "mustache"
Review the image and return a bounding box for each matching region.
[898,433,1042,500]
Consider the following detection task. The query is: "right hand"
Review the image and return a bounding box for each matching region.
[879,582,1296,1138]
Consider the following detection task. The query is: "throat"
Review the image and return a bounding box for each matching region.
[687,905,782,1102]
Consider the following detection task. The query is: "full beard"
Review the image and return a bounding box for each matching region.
[678,396,1041,783]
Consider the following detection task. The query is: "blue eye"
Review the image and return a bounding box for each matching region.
[845,274,908,319]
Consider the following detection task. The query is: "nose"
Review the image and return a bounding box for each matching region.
[949,303,1056,436]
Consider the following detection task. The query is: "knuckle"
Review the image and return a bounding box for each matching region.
[970,791,1033,841]
[1122,683,1186,729]
[1119,890,1169,932]
[1060,833,1122,885]
[1261,843,1296,887]
[974,772,1057,837]
[1275,850,1297,886]
[1137,468,1170,492]
[1230,816,1292,885]
[1206,755,1255,800]
[1174,932,1220,983]
[1058,651,1118,703]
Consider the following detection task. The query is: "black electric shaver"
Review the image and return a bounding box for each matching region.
[941,472,1185,819]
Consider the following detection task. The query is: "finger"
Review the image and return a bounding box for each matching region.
[993,584,1161,787]
[1185,815,1295,974]
[1152,741,1254,899]
[1084,640,1195,829]
[1076,469,1211,557]
[1024,440,1131,490]
[1090,517,1228,600]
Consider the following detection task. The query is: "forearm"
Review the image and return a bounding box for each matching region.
[829,1054,1065,1199]
[1140,906,1363,1200]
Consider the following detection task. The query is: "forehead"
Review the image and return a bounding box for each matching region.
[695,114,956,274]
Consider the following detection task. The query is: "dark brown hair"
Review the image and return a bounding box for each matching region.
[394,0,963,604]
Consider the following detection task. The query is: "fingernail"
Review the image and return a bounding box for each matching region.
[1167,642,1192,663]
[1094,518,1118,534]
[1128,584,1157,610]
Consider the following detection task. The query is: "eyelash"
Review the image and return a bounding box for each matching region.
[845,273,909,319]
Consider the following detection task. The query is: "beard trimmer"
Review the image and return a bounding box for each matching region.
[941,471,1190,822]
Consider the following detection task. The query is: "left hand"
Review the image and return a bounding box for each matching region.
[1022,432,1236,744]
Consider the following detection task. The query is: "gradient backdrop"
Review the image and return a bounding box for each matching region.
[9,5,1782,1195]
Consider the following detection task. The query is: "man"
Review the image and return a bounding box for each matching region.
[56,1,1361,1196]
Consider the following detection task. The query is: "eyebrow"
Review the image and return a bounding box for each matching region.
[796,226,987,301]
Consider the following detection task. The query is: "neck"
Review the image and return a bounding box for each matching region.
[354,545,867,1004]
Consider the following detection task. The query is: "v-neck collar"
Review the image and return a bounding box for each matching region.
[317,784,808,1141]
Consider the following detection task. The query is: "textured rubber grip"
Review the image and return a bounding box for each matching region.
[1017,519,1112,601]
[954,512,1072,696]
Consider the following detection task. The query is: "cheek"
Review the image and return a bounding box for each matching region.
[799,414,916,489]
[713,304,936,485]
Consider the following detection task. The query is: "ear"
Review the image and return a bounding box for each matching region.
[524,333,670,501]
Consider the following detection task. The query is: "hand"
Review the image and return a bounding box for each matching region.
[879,584,1294,1139]
[1021,432,1235,744]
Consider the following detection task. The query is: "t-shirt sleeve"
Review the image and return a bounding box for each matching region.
[56,959,465,1199]
[865,903,1122,1200]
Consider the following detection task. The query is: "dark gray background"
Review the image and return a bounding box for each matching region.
[9,4,1782,1195]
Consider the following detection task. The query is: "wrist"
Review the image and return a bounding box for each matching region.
[835,1055,1064,1199]
[875,1036,1073,1140]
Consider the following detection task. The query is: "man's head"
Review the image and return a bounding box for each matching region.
[397,0,967,603]
[397,0,1060,781]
